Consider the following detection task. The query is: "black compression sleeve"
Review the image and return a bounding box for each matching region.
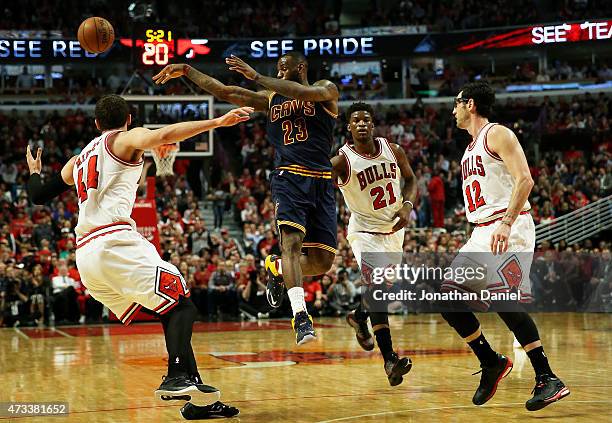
[27,173,72,205]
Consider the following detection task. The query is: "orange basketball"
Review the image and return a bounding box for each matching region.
[77,17,115,54]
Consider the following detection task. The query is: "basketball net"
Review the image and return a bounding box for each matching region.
[151,144,179,176]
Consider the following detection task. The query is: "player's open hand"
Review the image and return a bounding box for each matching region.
[153,64,187,84]
[26,145,42,175]
[226,55,259,80]
[490,223,511,255]
[218,107,254,127]
[392,204,412,232]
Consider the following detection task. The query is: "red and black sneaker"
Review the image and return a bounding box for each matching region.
[472,353,513,405]
[525,374,570,411]
[384,352,413,387]
[346,310,374,351]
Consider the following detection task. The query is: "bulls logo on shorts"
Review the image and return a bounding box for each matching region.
[497,255,523,289]
[155,267,188,302]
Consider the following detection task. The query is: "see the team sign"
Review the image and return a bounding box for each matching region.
[531,20,612,44]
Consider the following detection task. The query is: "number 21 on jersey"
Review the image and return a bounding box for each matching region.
[371,182,397,210]
[77,155,99,203]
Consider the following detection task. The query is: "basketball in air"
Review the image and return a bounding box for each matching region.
[77,17,115,54]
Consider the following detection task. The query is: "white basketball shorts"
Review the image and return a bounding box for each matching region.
[347,228,405,285]
[75,222,189,325]
[441,213,535,310]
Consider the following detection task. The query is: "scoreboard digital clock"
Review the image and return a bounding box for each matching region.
[119,27,211,66]
[143,28,171,65]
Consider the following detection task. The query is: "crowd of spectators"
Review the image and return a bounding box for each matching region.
[363,0,612,31]
[4,59,609,105]
[0,89,610,327]
[3,0,611,37]
[0,0,340,38]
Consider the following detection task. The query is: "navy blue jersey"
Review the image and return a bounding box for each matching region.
[267,92,337,176]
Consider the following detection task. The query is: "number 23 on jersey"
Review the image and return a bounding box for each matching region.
[77,155,99,203]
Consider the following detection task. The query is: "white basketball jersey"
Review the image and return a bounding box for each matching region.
[338,137,403,234]
[460,123,530,224]
[73,130,143,238]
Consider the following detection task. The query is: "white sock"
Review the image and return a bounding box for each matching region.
[287,287,305,315]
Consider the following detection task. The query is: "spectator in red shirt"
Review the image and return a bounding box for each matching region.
[238,168,255,190]
[257,230,278,259]
[428,169,446,228]
[10,210,28,238]
[303,277,324,317]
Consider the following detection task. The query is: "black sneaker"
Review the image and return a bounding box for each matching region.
[384,352,413,387]
[525,374,570,411]
[180,401,240,420]
[155,375,220,406]
[346,311,374,351]
[265,255,285,308]
[291,311,316,345]
[472,354,513,405]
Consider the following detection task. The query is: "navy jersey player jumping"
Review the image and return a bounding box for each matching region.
[154,52,339,345]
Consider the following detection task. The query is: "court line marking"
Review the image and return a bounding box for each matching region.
[315,400,612,423]
[52,328,74,338]
[12,328,29,340]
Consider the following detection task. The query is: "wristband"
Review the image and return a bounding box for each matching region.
[500,220,512,227]
[403,200,414,208]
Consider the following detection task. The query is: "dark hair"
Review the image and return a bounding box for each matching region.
[95,94,129,130]
[346,101,374,121]
[461,81,495,118]
[281,51,307,66]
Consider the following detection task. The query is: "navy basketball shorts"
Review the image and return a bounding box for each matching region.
[270,170,338,255]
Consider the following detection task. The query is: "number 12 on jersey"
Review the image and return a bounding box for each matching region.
[465,180,486,212]
[77,155,99,203]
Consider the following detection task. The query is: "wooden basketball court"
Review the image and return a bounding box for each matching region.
[1,313,610,422]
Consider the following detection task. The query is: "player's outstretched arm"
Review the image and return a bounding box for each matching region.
[226,55,339,102]
[26,146,76,205]
[153,64,269,111]
[123,107,253,151]
[389,143,417,232]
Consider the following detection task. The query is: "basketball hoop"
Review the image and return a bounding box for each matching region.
[151,144,179,176]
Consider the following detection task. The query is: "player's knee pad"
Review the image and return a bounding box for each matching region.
[441,311,480,338]
[497,311,540,345]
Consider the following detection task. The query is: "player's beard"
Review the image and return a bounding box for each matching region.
[285,71,302,83]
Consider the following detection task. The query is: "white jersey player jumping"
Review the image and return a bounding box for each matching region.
[26,94,251,419]
[440,82,568,411]
[331,102,417,386]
